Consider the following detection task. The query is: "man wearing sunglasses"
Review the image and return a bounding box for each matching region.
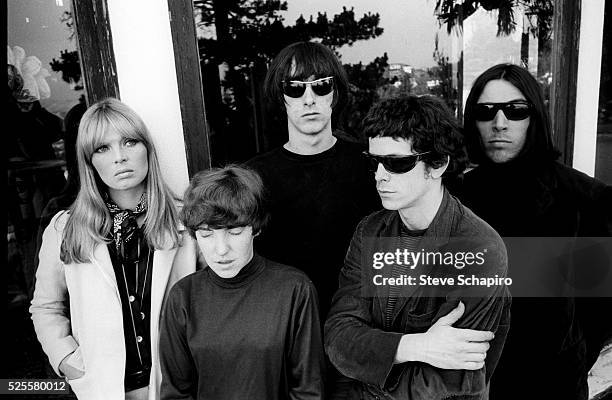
[247,41,380,321]
[325,95,511,399]
[460,64,612,400]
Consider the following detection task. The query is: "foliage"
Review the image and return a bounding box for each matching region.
[194,1,383,67]
[194,0,387,148]
[50,11,83,91]
[434,0,553,39]
[50,50,83,90]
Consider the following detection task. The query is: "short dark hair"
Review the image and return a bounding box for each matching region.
[463,63,559,164]
[362,95,468,179]
[180,165,269,237]
[264,41,349,116]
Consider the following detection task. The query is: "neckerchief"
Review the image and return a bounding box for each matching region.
[105,193,148,262]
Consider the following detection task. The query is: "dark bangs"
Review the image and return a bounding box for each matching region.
[264,41,349,114]
[180,166,269,236]
[362,96,468,179]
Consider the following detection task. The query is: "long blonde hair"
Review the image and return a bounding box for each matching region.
[60,98,179,263]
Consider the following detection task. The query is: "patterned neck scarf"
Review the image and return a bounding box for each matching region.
[105,193,148,262]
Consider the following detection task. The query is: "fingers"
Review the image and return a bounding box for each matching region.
[463,352,487,363]
[459,328,494,342]
[435,301,465,326]
[463,361,485,370]
[461,341,490,354]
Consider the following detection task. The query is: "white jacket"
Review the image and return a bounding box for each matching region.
[30,211,196,400]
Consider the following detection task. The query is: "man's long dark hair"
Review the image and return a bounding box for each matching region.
[463,63,559,164]
[264,41,350,121]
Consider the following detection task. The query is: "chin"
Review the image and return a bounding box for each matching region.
[380,199,402,211]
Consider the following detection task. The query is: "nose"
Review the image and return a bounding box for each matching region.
[492,109,508,131]
[113,146,127,163]
[214,232,230,256]
[302,85,315,105]
[374,163,390,182]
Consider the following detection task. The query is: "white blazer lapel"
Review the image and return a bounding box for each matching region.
[150,247,177,326]
[92,243,121,300]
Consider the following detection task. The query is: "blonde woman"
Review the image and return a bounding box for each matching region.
[30,98,195,400]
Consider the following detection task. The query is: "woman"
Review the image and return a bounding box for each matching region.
[459,63,612,399]
[30,98,195,400]
[159,165,325,400]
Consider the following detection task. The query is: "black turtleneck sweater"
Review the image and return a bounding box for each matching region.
[457,158,612,400]
[247,138,380,316]
[159,254,325,400]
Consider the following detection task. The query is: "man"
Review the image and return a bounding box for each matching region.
[325,96,511,399]
[247,41,380,316]
[459,63,612,400]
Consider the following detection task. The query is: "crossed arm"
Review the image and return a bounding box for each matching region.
[324,219,510,398]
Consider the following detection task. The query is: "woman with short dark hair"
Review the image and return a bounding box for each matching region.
[159,165,325,400]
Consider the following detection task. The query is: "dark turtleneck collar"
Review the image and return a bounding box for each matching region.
[476,155,552,175]
[206,253,265,289]
[279,139,341,163]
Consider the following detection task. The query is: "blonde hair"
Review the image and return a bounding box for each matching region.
[60,98,179,263]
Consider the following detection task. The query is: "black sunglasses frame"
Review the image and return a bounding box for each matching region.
[473,101,532,121]
[282,76,334,98]
[363,151,431,174]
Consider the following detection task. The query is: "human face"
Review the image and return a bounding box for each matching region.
[476,79,530,163]
[369,136,437,212]
[196,226,255,278]
[284,73,334,137]
[91,128,148,199]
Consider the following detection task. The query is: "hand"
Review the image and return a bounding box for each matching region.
[59,352,85,380]
[395,301,493,370]
[421,301,493,369]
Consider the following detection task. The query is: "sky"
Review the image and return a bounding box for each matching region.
[281,0,459,68]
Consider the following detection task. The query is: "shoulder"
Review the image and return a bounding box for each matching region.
[262,258,316,290]
[168,269,207,299]
[246,147,284,170]
[356,209,394,231]
[334,138,367,160]
[452,195,505,248]
[335,137,366,152]
[47,210,70,235]
[550,162,611,200]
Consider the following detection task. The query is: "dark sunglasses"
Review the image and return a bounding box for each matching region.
[473,101,532,121]
[282,76,334,98]
[363,151,430,174]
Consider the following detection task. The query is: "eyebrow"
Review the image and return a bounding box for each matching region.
[368,152,417,157]
[478,98,527,103]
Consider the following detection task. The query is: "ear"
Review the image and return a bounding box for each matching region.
[426,155,449,179]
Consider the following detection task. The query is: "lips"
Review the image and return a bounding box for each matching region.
[302,112,319,117]
[488,138,511,143]
[377,189,394,194]
[216,260,234,265]
[114,169,133,177]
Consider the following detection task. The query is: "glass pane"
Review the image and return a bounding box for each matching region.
[8,0,86,324]
[193,0,463,164]
[462,1,554,110]
[192,0,554,165]
[595,0,612,184]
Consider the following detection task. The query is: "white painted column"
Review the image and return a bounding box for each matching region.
[106,0,190,196]
[572,0,605,176]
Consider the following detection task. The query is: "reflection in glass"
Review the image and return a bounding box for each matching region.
[192,0,555,165]
[8,1,87,321]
